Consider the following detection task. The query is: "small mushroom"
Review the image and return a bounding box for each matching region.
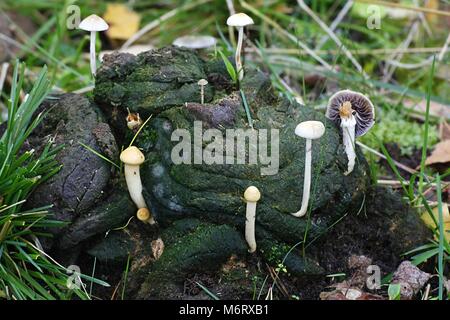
[172,35,216,50]
[197,79,208,104]
[137,207,155,225]
[291,121,325,218]
[78,14,109,76]
[126,108,143,131]
[326,90,375,175]
[226,13,254,81]
[120,146,155,225]
[244,186,260,253]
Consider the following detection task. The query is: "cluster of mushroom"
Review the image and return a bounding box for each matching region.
[242,90,375,251]
[106,12,376,256]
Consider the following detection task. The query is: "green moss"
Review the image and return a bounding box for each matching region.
[360,109,439,156]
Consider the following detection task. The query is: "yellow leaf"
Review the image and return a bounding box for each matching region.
[421,203,450,242]
[103,4,140,40]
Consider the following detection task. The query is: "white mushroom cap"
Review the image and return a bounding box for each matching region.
[295,121,325,140]
[244,186,261,202]
[227,13,254,27]
[197,79,208,86]
[79,14,109,32]
[120,146,145,165]
[173,35,216,49]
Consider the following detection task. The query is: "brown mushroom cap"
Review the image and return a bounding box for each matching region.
[120,146,145,165]
[325,89,375,137]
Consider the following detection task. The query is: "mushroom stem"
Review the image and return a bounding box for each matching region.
[236,27,244,81]
[245,200,257,253]
[292,138,312,217]
[124,164,147,208]
[89,31,97,76]
[200,85,204,104]
[341,116,357,175]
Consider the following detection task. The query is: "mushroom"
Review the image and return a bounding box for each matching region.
[197,79,208,104]
[126,108,143,131]
[291,121,325,218]
[172,35,216,50]
[120,146,155,224]
[325,90,375,175]
[78,14,109,76]
[226,13,254,81]
[244,186,260,253]
[137,207,155,225]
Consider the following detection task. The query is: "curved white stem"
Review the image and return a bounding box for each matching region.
[89,31,97,76]
[292,138,312,217]
[124,164,147,208]
[236,27,244,81]
[245,201,257,252]
[341,116,357,175]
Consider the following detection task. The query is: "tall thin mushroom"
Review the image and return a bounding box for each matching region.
[325,90,375,175]
[291,121,325,218]
[78,14,109,76]
[226,13,254,81]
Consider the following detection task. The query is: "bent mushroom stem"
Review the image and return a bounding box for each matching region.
[341,116,357,175]
[292,139,312,217]
[291,120,325,218]
[236,27,244,81]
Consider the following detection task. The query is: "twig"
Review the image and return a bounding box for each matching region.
[315,1,354,50]
[382,20,420,83]
[422,283,431,300]
[225,0,236,47]
[249,42,304,104]
[240,0,334,71]
[356,141,418,175]
[386,33,450,70]
[297,0,367,78]
[121,0,212,49]
[354,0,450,17]
[247,46,450,56]
[0,62,9,95]
[266,264,289,298]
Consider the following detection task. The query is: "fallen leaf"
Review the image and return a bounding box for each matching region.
[391,261,431,300]
[151,237,164,260]
[425,140,450,166]
[424,0,439,24]
[439,121,450,141]
[320,284,384,300]
[404,99,450,120]
[103,4,140,40]
[421,203,450,243]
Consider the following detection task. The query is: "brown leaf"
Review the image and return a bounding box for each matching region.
[403,99,450,120]
[425,140,450,166]
[151,237,164,260]
[439,121,450,141]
